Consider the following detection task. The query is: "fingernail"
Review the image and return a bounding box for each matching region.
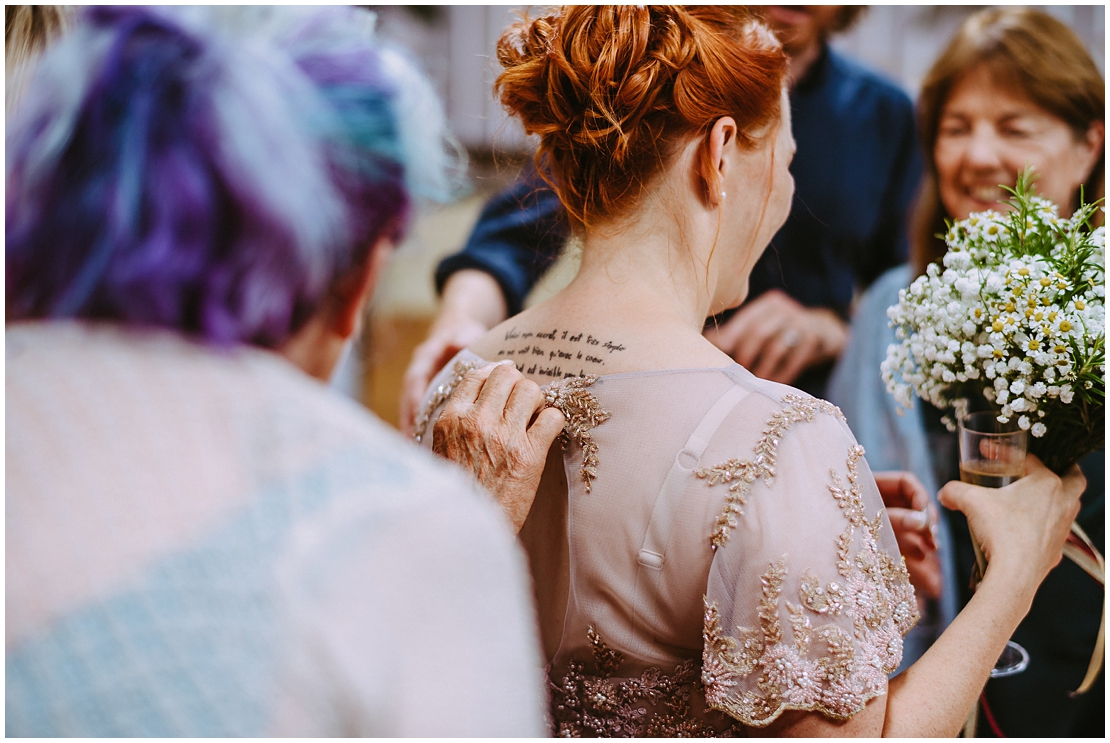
[906,510,928,530]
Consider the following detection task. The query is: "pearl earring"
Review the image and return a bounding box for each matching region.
[720,190,727,200]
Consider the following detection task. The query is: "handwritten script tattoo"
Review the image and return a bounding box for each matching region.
[495,326,626,378]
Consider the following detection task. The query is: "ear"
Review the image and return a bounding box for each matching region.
[702,116,738,207]
[331,234,396,340]
[1075,120,1105,188]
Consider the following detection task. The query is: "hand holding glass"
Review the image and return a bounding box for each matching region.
[957,411,1030,678]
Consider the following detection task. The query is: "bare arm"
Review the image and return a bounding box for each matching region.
[750,456,1084,737]
[881,457,1083,736]
[400,270,508,435]
[434,268,510,331]
[880,565,1028,736]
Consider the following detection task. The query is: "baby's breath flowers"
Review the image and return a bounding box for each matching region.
[883,171,1104,473]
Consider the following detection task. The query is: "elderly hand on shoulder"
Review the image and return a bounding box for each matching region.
[432,361,565,533]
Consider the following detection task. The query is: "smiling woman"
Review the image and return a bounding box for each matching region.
[828,7,1105,737]
[913,7,1105,273]
[907,8,1107,738]
[934,65,1103,219]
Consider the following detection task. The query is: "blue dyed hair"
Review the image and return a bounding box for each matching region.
[6,6,458,347]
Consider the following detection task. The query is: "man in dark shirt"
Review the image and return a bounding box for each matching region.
[401,6,922,433]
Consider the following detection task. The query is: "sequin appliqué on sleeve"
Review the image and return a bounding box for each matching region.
[700,444,918,727]
[695,394,845,549]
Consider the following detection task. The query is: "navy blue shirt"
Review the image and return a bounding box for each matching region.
[436,47,922,395]
[751,47,921,314]
[436,174,566,318]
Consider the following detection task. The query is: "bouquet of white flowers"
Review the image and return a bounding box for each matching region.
[883,172,1104,474]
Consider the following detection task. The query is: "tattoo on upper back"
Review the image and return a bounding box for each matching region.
[495,326,626,378]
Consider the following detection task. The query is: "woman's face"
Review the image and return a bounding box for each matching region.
[934,64,1103,220]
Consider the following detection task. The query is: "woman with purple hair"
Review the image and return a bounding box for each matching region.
[5,6,554,735]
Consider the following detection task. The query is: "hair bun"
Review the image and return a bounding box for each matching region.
[497,7,688,161]
[495,6,786,227]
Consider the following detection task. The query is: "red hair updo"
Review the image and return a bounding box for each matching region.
[495,5,787,228]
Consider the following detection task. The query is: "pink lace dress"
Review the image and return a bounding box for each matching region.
[417,350,918,736]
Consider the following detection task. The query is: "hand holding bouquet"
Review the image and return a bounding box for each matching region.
[882,171,1104,474]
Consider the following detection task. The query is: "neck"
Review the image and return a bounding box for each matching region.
[279,312,345,382]
[472,174,747,377]
[561,193,721,335]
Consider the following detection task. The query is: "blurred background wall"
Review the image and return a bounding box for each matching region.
[354,5,1106,428]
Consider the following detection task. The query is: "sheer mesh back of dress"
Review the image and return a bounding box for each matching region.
[418,349,918,731]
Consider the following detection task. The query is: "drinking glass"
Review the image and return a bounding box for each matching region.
[958,411,1029,678]
[958,411,1027,488]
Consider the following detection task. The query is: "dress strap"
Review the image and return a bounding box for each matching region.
[637,384,750,569]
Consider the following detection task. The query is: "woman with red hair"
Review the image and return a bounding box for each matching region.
[416,6,1084,736]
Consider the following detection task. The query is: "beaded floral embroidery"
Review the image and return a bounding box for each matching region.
[412,359,480,443]
[695,394,845,549]
[543,375,611,494]
[548,627,745,738]
[700,443,918,727]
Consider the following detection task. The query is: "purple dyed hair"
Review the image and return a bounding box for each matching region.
[6,6,442,347]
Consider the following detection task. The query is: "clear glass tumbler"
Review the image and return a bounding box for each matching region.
[958,411,1027,488]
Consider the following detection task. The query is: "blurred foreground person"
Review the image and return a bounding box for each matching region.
[6,7,550,736]
[829,7,1104,735]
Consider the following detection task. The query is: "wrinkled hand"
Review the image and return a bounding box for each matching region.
[432,361,566,533]
[401,315,490,436]
[875,471,942,601]
[704,289,848,385]
[939,454,1084,602]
